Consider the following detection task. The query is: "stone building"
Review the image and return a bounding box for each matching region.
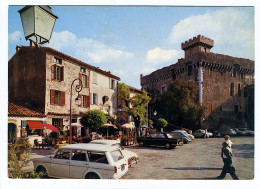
[140,35,254,130]
[8,46,120,138]
[117,85,144,125]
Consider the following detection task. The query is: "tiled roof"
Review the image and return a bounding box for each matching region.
[15,46,120,80]
[8,102,45,117]
[127,85,143,94]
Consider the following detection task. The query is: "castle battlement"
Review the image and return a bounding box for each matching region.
[181,35,214,50]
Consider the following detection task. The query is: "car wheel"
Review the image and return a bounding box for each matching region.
[165,143,171,149]
[139,141,144,147]
[85,172,100,179]
[36,165,48,178]
[184,140,188,144]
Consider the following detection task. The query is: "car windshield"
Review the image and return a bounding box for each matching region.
[110,149,124,162]
[112,143,124,150]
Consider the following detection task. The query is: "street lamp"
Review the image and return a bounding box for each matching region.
[69,78,83,144]
[18,5,58,46]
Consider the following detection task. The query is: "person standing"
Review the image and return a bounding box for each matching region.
[216,142,239,180]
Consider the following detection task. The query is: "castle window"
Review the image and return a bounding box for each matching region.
[230,83,234,96]
[172,72,176,81]
[220,72,223,76]
[188,65,193,76]
[232,68,237,77]
[238,83,241,97]
[207,103,212,113]
[161,85,167,94]
[190,49,193,56]
[204,47,207,52]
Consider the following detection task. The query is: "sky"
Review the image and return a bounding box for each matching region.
[8,5,254,89]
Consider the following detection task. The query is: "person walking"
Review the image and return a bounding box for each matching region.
[224,135,233,150]
[216,142,239,180]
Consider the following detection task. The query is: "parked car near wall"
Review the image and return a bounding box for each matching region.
[90,139,138,167]
[171,131,192,144]
[193,129,210,138]
[233,128,254,136]
[33,143,129,179]
[220,128,237,136]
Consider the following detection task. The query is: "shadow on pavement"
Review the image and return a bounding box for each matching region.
[164,167,222,170]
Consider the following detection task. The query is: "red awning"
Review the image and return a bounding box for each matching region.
[26,121,44,130]
[41,123,60,133]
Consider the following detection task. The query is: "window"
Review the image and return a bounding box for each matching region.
[188,65,193,76]
[190,48,193,56]
[230,83,234,96]
[92,93,98,105]
[54,149,70,159]
[71,150,87,161]
[79,73,89,88]
[161,85,167,94]
[110,150,124,162]
[232,68,237,77]
[220,72,223,76]
[87,151,108,164]
[172,72,176,81]
[52,118,63,130]
[238,83,241,97]
[207,103,212,113]
[52,57,64,81]
[204,47,207,52]
[80,95,90,108]
[110,79,116,89]
[80,67,86,73]
[50,89,65,106]
[54,57,62,64]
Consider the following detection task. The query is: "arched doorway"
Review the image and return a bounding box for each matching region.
[8,123,17,144]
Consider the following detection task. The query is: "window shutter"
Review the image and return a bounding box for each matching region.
[87,75,90,88]
[86,95,90,108]
[61,91,66,106]
[51,65,56,80]
[21,120,27,128]
[50,89,55,104]
[90,93,93,104]
[96,93,99,105]
[79,73,82,85]
[60,67,64,81]
[79,94,82,107]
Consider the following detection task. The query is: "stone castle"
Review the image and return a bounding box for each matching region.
[140,35,254,131]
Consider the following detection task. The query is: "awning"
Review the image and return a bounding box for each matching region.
[41,123,60,133]
[26,121,44,130]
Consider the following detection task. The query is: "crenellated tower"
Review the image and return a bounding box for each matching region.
[181,35,214,59]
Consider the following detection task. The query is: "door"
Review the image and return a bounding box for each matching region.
[50,149,70,178]
[69,150,88,178]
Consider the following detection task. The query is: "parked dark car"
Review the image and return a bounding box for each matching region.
[137,132,183,149]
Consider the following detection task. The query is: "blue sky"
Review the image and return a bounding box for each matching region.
[8,6,254,88]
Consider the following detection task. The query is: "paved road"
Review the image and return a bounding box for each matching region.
[27,136,254,180]
[122,136,254,180]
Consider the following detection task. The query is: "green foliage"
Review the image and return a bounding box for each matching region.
[117,83,151,128]
[8,138,44,178]
[80,109,107,132]
[148,119,154,129]
[155,118,168,128]
[157,79,206,130]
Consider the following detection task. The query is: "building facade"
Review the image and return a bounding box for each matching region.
[8,46,120,138]
[140,35,254,130]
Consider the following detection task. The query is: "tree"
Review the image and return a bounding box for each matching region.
[117,83,151,129]
[154,118,168,131]
[157,79,206,130]
[80,109,107,132]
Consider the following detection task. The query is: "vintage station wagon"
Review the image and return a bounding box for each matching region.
[33,143,129,179]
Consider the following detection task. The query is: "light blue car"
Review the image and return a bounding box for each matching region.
[170,131,192,144]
